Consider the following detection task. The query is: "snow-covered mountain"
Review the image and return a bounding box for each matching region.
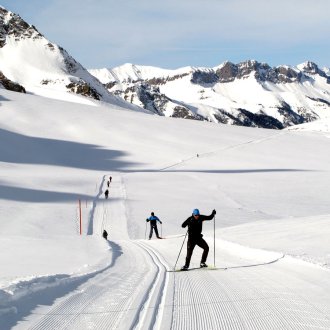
[1,5,330,130]
[0,6,127,106]
[90,60,330,129]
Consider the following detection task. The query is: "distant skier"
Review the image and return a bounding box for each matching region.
[146,212,162,239]
[102,229,108,240]
[107,180,110,187]
[109,176,112,183]
[105,189,109,199]
[181,208,216,270]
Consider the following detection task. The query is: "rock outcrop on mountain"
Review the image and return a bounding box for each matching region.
[0,6,117,104]
[1,6,329,130]
[90,60,330,129]
[0,71,26,93]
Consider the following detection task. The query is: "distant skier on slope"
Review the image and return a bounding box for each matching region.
[105,189,109,199]
[102,229,108,240]
[181,208,216,271]
[146,212,162,239]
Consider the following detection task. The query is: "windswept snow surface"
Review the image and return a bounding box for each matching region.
[1,89,330,329]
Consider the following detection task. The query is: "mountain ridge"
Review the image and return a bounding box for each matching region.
[1,6,330,129]
[89,60,330,129]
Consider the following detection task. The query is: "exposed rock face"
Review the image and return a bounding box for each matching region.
[276,102,305,127]
[275,66,301,83]
[0,7,43,48]
[190,70,219,85]
[237,109,284,129]
[136,83,166,115]
[299,61,329,83]
[0,71,26,93]
[0,6,112,101]
[216,62,238,83]
[172,106,203,120]
[93,60,330,129]
[146,73,189,86]
[66,81,101,100]
[216,60,305,84]
[214,108,284,129]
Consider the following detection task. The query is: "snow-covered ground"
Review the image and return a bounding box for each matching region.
[1,89,330,329]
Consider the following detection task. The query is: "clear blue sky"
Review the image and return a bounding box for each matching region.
[2,0,330,69]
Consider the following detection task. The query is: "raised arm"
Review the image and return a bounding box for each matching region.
[202,209,216,221]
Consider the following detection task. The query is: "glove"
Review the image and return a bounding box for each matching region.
[146,219,149,222]
[212,209,216,215]
[160,221,162,224]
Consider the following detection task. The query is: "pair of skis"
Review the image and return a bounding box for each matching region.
[167,266,226,272]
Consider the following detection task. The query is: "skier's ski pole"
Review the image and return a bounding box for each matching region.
[161,223,162,237]
[174,230,188,270]
[214,215,216,267]
[145,222,147,240]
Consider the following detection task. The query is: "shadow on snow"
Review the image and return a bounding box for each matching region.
[0,240,123,330]
[0,128,139,171]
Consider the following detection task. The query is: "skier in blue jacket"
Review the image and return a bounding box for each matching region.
[146,212,162,239]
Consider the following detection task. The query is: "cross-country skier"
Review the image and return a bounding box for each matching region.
[102,229,108,240]
[146,212,162,239]
[105,189,109,199]
[181,208,216,270]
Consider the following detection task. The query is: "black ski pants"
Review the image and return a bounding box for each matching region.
[185,237,209,267]
[149,224,160,239]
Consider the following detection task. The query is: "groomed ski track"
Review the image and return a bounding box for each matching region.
[15,173,330,330]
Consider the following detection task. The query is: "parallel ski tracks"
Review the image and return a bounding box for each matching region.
[171,261,330,330]
[27,241,148,330]
[26,240,171,330]
[132,241,170,330]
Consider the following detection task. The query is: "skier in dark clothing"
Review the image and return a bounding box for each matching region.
[146,212,162,239]
[181,208,216,270]
[105,189,109,199]
[102,229,108,240]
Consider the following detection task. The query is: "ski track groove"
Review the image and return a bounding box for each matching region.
[14,171,330,330]
[169,259,330,330]
[27,243,146,330]
[252,266,330,329]
[132,241,169,330]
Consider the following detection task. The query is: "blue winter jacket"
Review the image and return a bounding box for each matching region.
[147,215,162,225]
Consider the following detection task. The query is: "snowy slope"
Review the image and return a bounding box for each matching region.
[90,61,330,129]
[0,6,134,109]
[1,88,330,329]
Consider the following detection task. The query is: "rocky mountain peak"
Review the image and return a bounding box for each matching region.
[0,7,43,48]
[298,61,328,82]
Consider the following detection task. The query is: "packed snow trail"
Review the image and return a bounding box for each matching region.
[14,175,170,330]
[22,240,168,330]
[147,240,330,330]
[13,174,330,330]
